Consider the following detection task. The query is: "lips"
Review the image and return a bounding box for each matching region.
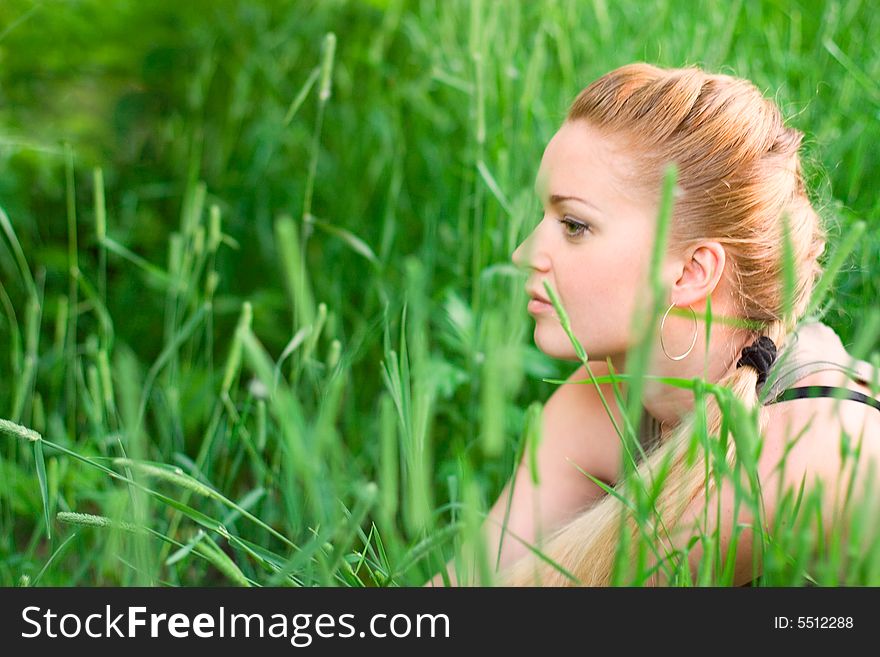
[527,298,553,315]
[526,286,551,305]
[525,284,555,316]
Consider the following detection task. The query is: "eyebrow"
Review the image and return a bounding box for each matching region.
[546,194,603,215]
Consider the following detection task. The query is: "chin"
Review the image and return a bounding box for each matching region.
[533,327,579,361]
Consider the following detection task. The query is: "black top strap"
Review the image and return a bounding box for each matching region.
[766,385,880,413]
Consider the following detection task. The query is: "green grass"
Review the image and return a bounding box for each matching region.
[0,0,879,586]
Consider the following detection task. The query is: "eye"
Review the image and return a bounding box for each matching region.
[558,216,590,239]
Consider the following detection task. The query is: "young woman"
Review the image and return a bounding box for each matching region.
[430,63,880,587]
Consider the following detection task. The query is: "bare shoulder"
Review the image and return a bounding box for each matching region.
[759,369,880,516]
[475,360,629,574]
[761,321,880,495]
[660,369,880,586]
[759,371,880,484]
[539,360,629,488]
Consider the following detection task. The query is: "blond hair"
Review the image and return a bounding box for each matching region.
[505,64,827,586]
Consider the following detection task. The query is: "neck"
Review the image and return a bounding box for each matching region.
[608,322,753,439]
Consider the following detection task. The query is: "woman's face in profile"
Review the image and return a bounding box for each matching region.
[512,120,670,362]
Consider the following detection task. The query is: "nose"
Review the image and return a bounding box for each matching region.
[511,222,550,272]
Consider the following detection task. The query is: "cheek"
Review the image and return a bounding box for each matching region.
[567,266,646,334]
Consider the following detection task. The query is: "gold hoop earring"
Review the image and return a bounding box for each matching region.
[660,302,697,361]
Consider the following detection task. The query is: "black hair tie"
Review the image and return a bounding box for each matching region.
[736,335,777,386]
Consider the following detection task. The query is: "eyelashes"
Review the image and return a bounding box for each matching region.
[557,215,590,239]
[535,211,592,239]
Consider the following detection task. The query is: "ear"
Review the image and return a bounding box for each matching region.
[669,241,726,307]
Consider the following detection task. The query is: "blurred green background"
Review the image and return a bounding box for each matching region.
[0,0,878,586]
